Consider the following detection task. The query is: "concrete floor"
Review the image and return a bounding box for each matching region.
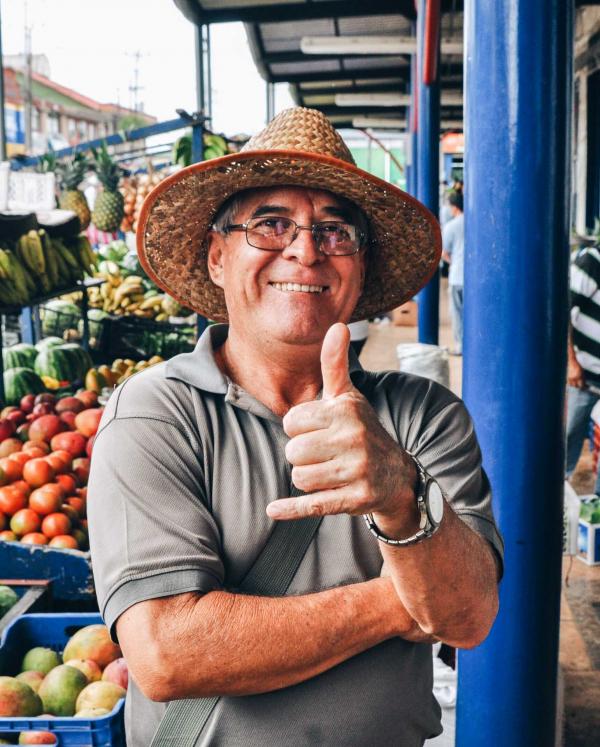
[359,279,600,746]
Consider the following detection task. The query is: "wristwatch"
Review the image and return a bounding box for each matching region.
[363,452,444,546]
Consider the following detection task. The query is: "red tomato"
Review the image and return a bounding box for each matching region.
[22,446,48,459]
[12,479,31,497]
[65,496,86,519]
[49,534,78,550]
[41,512,72,538]
[55,473,77,495]
[23,440,50,454]
[60,503,80,526]
[0,529,17,541]
[0,484,28,514]
[20,532,48,545]
[0,456,23,481]
[28,484,65,515]
[0,437,23,458]
[10,508,41,536]
[23,458,55,488]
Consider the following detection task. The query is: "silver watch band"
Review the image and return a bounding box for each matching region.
[362,452,440,547]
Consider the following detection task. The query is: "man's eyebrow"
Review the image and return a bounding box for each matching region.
[321,206,353,222]
[251,204,292,218]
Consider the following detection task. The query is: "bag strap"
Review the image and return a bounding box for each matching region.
[150,500,322,747]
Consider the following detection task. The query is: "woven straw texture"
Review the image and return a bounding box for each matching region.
[137,108,441,322]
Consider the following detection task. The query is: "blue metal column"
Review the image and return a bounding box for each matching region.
[406,46,418,198]
[415,0,439,344]
[457,2,573,745]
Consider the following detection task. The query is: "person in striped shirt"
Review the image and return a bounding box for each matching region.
[566,245,600,491]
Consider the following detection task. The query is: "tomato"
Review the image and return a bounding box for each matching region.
[41,512,72,538]
[0,484,28,514]
[60,503,80,526]
[10,508,41,536]
[0,512,5,530]
[71,528,88,550]
[23,458,55,488]
[22,446,48,459]
[23,440,50,455]
[0,456,23,481]
[0,529,17,541]
[50,450,73,472]
[28,483,65,516]
[55,473,77,495]
[12,479,31,497]
[49,534,78,550]
[21,532,48,545]
[0,438,23,458]
[65,496,86,519]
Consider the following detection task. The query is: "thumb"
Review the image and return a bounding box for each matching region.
[321,323,353,399]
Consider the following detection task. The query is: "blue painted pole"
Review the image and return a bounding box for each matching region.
[406,47,417,198]
[457,2,572,745]
[415,0,439,344]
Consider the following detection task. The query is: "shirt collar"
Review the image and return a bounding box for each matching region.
[165,323,365,399]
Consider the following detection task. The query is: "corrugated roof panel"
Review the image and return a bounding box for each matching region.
[270,59,342,75]
[337,14,410,34]
[260,18,335,40]
[298,79,356,89]
[302,93,337,105]
[262,38,301,52]
[342,55,409,70]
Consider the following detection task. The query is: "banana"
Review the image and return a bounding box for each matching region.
[26,230,46,276]
[40,230,59,288]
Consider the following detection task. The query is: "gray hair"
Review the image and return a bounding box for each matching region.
[211,188,370,248]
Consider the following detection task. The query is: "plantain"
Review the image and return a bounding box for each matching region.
[39,230,59,288]
[26,230,47,276]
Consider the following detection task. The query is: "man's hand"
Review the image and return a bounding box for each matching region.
[567,358,585,389]
[266,323,419,536]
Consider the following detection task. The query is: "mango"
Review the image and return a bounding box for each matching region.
[64,658,102,683]
[0,676,43,716]
[16,671,44,693]
[74,707,110,718]
[21,648,61,676]
[38,665,88,716]
[62,625,121,669]
[75,681,125,714]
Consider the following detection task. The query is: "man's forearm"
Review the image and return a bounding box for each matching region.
[376,505,499,648]
[117,577,431,702]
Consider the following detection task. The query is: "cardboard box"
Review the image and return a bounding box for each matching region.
[577,520,600,565]
[392,301,417,327]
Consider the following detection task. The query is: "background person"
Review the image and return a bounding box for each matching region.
[441,191,464,356]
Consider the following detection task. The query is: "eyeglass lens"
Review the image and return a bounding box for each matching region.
[246,217,358,255]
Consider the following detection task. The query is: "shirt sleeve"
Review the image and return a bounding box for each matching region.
[87,415,224,640]
[571,251,600,312]
[392,376,504,576]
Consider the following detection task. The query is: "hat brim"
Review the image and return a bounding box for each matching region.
[137,150,441,322]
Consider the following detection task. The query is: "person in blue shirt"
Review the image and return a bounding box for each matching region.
[441,191,464,355]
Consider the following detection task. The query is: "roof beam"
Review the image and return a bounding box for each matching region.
[174,0,417,25]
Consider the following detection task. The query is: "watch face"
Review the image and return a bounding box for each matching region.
[427,482,444,525]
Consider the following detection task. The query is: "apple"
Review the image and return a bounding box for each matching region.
[20,394,36,413]
[0,419,17,442]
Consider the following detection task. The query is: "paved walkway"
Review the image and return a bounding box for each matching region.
[359,280,600,746]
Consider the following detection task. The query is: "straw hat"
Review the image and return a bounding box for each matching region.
[137,107,441,322]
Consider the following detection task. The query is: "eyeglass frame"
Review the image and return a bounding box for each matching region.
[218,216,366,257]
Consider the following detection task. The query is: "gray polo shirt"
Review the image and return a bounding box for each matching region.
[88,324,503,747]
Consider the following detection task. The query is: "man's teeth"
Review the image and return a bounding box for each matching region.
[271,282,326,293]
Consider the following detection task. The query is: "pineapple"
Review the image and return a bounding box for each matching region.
[58,152,91,230]
[91,142,124,232]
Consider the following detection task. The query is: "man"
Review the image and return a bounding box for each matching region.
[566,244,600,492]
[88,108,502,746]
[441,191,464,355]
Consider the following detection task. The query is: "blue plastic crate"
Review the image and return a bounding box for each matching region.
[0,613,125,746]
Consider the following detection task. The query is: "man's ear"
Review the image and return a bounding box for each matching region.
[207,231,225,289]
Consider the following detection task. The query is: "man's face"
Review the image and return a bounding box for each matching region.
[207,186,366,346]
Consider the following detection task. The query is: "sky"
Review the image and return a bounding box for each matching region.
[1,0,294,138]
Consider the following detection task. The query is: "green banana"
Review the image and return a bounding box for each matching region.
[40,229,59,288]
[26,230,46,276]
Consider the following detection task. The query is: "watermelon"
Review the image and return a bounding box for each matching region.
[2,343,37,371]
[34,344,91,383]
[3,367,45,405]
[77,309,109,340]
[40,300,81,337]
[35,336,64,353]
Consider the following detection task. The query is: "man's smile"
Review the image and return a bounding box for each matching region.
[269,281,329,294]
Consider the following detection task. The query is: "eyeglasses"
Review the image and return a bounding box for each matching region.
[222,216,364,256]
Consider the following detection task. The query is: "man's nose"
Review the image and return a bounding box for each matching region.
[281,226,325,265]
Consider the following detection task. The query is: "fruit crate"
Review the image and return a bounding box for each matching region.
[38,306,82,341]
[0,542,93,601]
[0,613,125,746]
[101,314,197,361]
[0,580,52,637]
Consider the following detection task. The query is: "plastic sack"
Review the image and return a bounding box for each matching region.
[396,343,450,388]
[563,481,581,555]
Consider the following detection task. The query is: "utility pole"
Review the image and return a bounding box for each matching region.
[23,4,33,154]
[0,2,7,161]
[128,50,144,113]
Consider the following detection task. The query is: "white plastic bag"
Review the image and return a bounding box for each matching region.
[563,481,581,555]
[396,343,450,388]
